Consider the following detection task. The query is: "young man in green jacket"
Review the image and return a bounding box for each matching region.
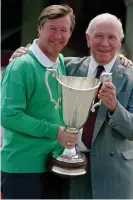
[1,5,77,199]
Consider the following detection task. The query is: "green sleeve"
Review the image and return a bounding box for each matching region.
[1,58,59,139]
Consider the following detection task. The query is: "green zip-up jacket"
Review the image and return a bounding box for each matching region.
[1,51,66,173]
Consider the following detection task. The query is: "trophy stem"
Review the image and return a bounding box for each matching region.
[63,127,78,157]
[64,127,78,133]
[62,147,77,157]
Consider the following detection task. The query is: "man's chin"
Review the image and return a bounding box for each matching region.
[96,57,112,65]
[52,49,63,55]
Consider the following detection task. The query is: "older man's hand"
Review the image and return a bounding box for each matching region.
[118,54,133,67]
[98,81,117,112]
[9,44,31,63]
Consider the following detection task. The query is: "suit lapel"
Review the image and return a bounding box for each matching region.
[75,57,91,77]
[91,58,127,145]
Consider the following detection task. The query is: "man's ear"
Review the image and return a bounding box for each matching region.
[38,25,41,34]
[69,31,72,39]
[38,25,43,37]
[120,37,124,43]
[118,37,124,50]
[86,33,90,48]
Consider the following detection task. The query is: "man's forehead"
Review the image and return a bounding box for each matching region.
[92,21,119,34]
[45,16,71,28]
[47,15,70,22]
[95,20,118,28]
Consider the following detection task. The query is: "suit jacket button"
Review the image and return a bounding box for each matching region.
[110,152,115,156]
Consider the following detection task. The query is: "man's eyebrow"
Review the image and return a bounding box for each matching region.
[48,25,69,29]
[48,25,56,28]
[109,34,117,37]
[94,32,103,35]
[61,27,69,30]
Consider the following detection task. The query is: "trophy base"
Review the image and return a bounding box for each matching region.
[48,151,88,177]
[50,164,87,177]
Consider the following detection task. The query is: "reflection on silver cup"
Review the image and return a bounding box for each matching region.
[45,69,112,177]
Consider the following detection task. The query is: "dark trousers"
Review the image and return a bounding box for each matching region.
[1,171,70,199]
[69,152,92,199]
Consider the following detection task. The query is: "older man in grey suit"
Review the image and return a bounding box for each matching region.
[9,13,133,199]
[64,13,133,199]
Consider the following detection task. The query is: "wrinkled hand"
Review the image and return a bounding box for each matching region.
[57,126,78,149]
[98,81,117,112]
[9,44,31,63]
[118,54,133,67]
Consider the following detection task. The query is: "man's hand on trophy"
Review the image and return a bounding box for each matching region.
[98,81,117,112]
[57,126,78,149]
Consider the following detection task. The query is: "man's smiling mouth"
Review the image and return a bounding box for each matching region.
[50,41,61,44]
[99,50,110,53]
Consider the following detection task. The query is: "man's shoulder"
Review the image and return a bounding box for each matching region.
[13,52,36,65]
[124,65,133,80]
[115,58,133,77]
[64,56,89,67]
[64,56,89,65]
[6,52,36,72]
[64,56,91,76]
[124,65,133,73]
[1,53,36,84]
[118,62,133,88]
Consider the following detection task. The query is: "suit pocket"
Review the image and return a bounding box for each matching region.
[121,149,133,160]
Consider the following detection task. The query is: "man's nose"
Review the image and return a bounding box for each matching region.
[54,31,62,40]
[101,38,109,46]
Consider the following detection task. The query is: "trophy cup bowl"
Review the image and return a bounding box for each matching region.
[45,69,112,177]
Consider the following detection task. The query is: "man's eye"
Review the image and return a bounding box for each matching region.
[109,36,116,40]
[61,30,68,32]
[50,28,56,31]
[95,35,102,38]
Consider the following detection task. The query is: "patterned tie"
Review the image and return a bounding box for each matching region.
[82,65,104,149]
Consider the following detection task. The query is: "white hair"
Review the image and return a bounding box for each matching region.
[86,13,124,38]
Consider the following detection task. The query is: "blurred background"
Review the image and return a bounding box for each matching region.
[1,0,133,68]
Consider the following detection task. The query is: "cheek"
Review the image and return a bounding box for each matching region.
[65,36,70,42]
[39,30,49,39]
[63,34,71,43]
[111,42,121,51]
[47,33,54,39]
[91,44,99,52]
[40,29,53,38]
[89,39,99,49]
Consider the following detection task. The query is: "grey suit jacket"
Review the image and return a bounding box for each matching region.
[64,56,133,199]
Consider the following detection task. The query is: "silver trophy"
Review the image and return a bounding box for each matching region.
[45,69,112,177]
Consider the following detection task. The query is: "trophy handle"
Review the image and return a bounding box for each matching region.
[91,72,112,112]
[45,69,60,110]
